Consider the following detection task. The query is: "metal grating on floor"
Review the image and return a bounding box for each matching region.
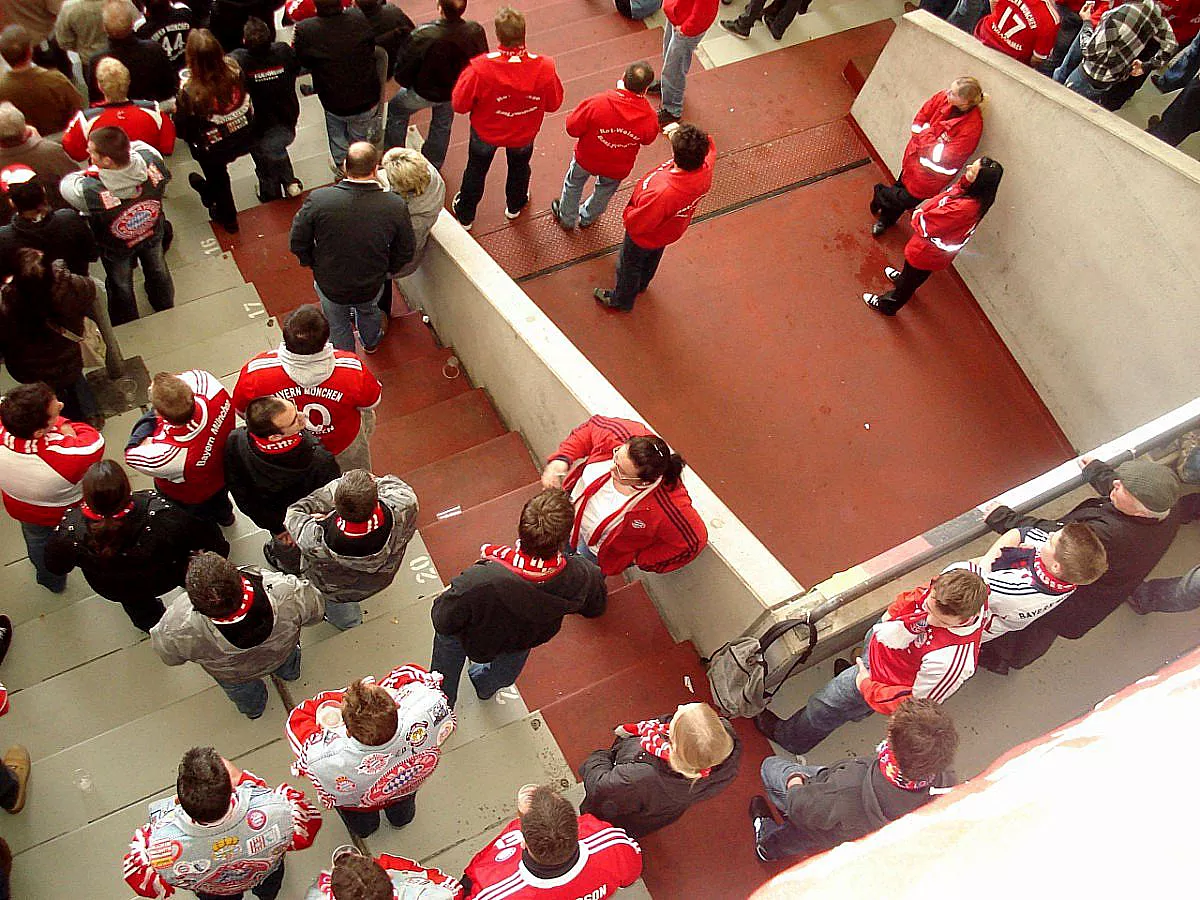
[475,117,871,283]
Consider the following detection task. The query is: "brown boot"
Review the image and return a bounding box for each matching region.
[2,745,30,814]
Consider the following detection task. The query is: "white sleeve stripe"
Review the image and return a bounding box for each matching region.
[926,644,971,704]
[333,358,364,370]
[918,156,958,175]
[44,438,106,456]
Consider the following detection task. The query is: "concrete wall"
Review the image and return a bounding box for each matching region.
[402,215,804,655]
[852,13,1200,450]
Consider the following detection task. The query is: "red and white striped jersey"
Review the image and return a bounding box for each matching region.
[0,417,105,525]
[125,370,234,504]
[464,814,642,900]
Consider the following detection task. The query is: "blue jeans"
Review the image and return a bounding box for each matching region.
[947,0,989,33]
[1053,27,1086,83]
[610,233,664,309]
[558,158,621,228]
[1150,76,1200,146]
[1064,64,1112,105]
[316,282,385,352]
[1129,566,1200,614]
[250,124,298,200]
[454,128,535,224]
[430,631,530,708]
[661,22,704,117]
[215,644,302,719]
[324,599,363,630]
[1160,32,1200,91]
[756,756,828,859]
[384,89,454,169]
[22,521,65,593]
[102,234,174,327]
[773,663,874,755]
[57,374,98,424]
[324,107,378,168]
[918,0,958,18]
[336,793,416,837]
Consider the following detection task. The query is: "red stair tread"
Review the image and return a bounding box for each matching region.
[370,388,506,474]
[402,432,539,529]
[518,581,677,712]
[361,311,442,373]
[419,482,543,579]
[530,13,641,57]
[372,349,471,418]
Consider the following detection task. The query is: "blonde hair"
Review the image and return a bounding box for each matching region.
[667,703,733,780]
[150,372,195,425]
[380,147,432,198]
[96,57,131,102]
[951,75,985,110]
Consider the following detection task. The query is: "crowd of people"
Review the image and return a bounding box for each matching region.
[0,0,1196,896]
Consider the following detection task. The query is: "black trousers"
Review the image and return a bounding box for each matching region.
[610,233,665,309]
[875,261,931,313]
[0,762,18,811]
[455,128,534,224]
[336,793,417,837]
[762,0,815,29]
[115,595,168,632]
[871,180,921,228]
[1150,76,1200,146]
[979,589,1127,671]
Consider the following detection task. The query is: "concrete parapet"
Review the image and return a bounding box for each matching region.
[851,12,1200,450]
[400,214,804,655]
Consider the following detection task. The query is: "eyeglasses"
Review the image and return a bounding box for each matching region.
[611,447,645,486]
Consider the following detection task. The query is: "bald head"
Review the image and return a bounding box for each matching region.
[0,102,27,147]
[104,2,137,38]
[344,142,380,179]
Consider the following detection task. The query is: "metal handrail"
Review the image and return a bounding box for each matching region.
[755,397,1200,658]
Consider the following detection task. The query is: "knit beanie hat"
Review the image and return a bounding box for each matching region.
[1115,460,1181,513]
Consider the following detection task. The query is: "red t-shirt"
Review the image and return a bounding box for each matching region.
[975,0,1061,63]
[233,351,382,455]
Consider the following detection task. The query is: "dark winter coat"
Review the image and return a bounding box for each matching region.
[393,17,487,102]
[430,557,606,662]
[223,427,339,534]
[0,209,98,276]
[579,718,741,838]
[0,261,95,388]
[759,756,954,860]
[44,491,230,602]
[293,7,380,116]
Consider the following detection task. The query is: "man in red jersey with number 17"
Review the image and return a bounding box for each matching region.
[975,0,1061,66]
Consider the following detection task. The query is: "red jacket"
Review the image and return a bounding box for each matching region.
[622,137,715,249]
[904,182,985,272]
[1161,0,1200,43]
[0,417,105,526]
[62,101,176,161]
[566,85,660,180]
[551,416,707,576]
[284,0,353,22]
[452,46,564,148]
[975,0,1060,63]
[899,91,982,200]
[663,0,720,36]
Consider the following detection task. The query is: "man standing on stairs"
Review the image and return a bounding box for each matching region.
[429,488,607,708]
[449,6,564,230]
[290,142,415,353]
[59,126,175,327]
[550,60,661,231]
[657,0,719,127]
[234,305,383,473]
[389,0,488,168]
[150,552,325,718]
[125,370,238,527]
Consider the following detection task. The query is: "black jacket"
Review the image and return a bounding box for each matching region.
[44,491,230,602]
[0,261,95,388]
[430,557,607,662]
[223,428,339,534]
[293,7,380,116]
[231,42,300,130]
[0,209,98,276]
[136,3,196,70]
[209,0,283,51]
[289,179,414,304]
[759,756,954,860]
[89,35,179,103]
[394,17,487,102]
[580,718,741,838]
[361,2,414,74]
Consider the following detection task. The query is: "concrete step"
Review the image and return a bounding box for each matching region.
[141,313,277,380]
[111,282,265,357]
[403,432,540,530]
[372,388,508,474]
[417,482,543,581]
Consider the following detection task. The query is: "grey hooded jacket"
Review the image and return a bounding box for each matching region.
[151,567,324,683]
[284,474,419,603]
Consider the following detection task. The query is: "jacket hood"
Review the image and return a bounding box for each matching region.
[484,562,589,624]
[96,153,150,199]
[229,428,321,489]
[303,479,413,575]
[276,341,336,388]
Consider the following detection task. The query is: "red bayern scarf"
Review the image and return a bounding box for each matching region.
[877,739,933,791]
[251,432,303,455]
[211,576,257,624]
[480,542,567,582]
[622,719,711,777]
[335,503,386,537]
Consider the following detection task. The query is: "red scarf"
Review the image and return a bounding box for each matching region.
[623,719,711,778]
[336,503,385,537]
[480,542,566,582]
[80,500,134,520]
[251,432,303,455]
[211,576,257,625]
[877,739,932,791]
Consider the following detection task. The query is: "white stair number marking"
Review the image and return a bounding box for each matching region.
[409,555,440,584]
[996,7,1028,40]
[200,237,221,256]
[244,302,266,319]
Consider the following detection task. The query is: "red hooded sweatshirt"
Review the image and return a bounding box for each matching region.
[663,0,720,36]
[452,46,564,148]
[622,137,715,250]
[566,84,660,180]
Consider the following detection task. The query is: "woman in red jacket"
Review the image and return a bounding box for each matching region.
[541,415,707,576]
[862,156,1003,317]
[870,76,984,236]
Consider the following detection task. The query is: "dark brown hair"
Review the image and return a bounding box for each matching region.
[330,855,393,900]
[245,396,288,438]
[519,787,578,867]
[282,305,331,355]
[887,698,957,782]
[1052,522,1107,585]
[89,126,131,166]
[335,470,379,523]
[518,489,573,558]
[182,29,241,117]
[0,382,56,438]
[177,746,232,823]
[185,552,242,618]
[627,435,685,488]
[81,460,135,559]
[342,679,398,746]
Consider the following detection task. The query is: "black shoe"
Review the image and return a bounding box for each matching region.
[1151,73,1165,92]
[550,198,573,230]
[977,647,1010,676]
[593,288,632,311]
[762,13,785,39]
[754,709,782,741]
[749,794,775,860]
[1148,114,1162,130]
[657,107,680,128]
[0,615,11,667]
[263,541,281,571]
[255,187,280,204]
[216,217,239,234]
[862,293,896,316]
[218,511,236,528]
[832,656,853,675]
[188,172,211,207]
[451,192,473,232]
[871,220,888,236]
[720,18,752,38]
[646,79,662,95]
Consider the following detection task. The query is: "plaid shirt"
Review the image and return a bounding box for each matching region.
[1081,0,1178,83]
